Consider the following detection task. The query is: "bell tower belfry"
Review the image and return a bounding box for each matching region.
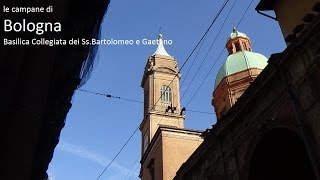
[140,34,184,149]
[139,34,203,180]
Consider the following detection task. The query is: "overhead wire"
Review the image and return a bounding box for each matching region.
[127,162,141,180]
[156,0,238,126]
[96,128,139,180]
[185,0,255,108]
[77,89,214,115]
[161,0,235,119]
[181,0,237,100]
[123,156,140,180]
[177,0,231,73]
[118,0,234,179]
[237,0,254,27]
[185,48,225,107]
[180,33,207,87]
[124,1,254,179]
[77,89,142,104]
[95,0,232,178]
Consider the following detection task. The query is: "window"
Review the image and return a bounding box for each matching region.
[235,43,241,52]
[242,42,247,51]
[160,85,172,107]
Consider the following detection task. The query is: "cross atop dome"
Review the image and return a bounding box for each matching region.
[153,34,171,57]
[233,26,237,33]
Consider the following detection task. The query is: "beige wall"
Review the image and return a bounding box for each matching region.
[273,0,318,38]
[140,134,164,180]
[140,129,203,180]
[149,114,184,140]
[162,131,203,180]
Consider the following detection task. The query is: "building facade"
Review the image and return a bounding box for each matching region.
[175,0,320,179]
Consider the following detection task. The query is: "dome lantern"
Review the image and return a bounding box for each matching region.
[226,27,252,55]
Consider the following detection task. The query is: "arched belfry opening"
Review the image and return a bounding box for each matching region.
[248,129,316,180]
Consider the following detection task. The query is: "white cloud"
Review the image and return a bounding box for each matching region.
[55,141,139,179]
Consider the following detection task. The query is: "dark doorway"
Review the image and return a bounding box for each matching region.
[248,129,316,180]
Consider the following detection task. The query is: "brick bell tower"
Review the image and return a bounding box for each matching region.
[139,34,203,180]
[140,34,184,146]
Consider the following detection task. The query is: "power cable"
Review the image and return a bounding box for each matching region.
[236,0,254,27]
[77,89,214,115]
[95,0,230,178]
[127,162,140,180]
[181,0,237,100]
[185,48,226,107]
[186,109,215,115]
[119,1,232,178]
[96,127,139,180]
[124,156,140,180]
[120,1,253,179]
[180,34,207,87]
[185,0,255,108]
[77,89,142,104]
[177,0,230,73]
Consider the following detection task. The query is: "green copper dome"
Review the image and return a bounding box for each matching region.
[214,51,268,88]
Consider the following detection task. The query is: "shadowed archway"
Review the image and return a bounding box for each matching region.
[248,128,316,180]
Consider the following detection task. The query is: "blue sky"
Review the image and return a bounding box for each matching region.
[48,0,286,179]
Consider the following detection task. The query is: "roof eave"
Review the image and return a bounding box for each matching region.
[256,0,276,11]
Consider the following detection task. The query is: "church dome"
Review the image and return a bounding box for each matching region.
[214,51,268,88]
[214,28,268,89]
[212,28,268,120]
